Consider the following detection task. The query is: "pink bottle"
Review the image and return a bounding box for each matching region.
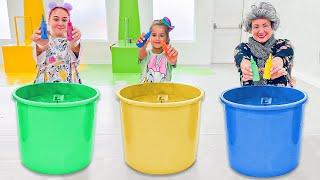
[67,19,74,41]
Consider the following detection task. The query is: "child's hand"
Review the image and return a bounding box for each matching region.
[70,27,81,48]
[31,29,49,49]
[165,45,178,65]
[240,59,252,81]
[270,57,287,80]
[136,33,149,49]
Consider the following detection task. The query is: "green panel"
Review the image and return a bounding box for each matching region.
[111,41,140,73]
[118,0,141,41]
[112,73,140,84]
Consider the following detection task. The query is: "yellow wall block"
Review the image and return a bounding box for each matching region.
[24,0,45,44]
[2,45,36,74]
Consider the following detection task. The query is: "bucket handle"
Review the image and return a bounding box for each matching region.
[261,97,272,105]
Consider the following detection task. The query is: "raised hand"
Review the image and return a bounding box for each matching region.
[165,44,178,65]
[240,58,253,81]
[136,32,150,49]
[270,57,287,80]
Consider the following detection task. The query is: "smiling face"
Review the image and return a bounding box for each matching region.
[150,25,168,49]
[48,8,69,37]
[251,18,273,43]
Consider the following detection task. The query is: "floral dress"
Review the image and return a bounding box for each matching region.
[33,37,81,83]
[234,39,294,87]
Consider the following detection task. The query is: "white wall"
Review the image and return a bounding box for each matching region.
[98,0,214,65]
[173,0,213,65]
[261,0,320,86]
[233,0,320,86]
[0,0,113,64]
[0,0,21,64]
[280,0,320,86]
[212,0,244,63]
[2,0,320,80]
[1,0,213,65]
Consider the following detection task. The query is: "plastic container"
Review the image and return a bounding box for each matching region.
[117,83,204,174]
[136,31,151,48]
[220,86,307,177]
[12,83,99,174]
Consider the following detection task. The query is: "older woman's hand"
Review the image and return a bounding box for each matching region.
[240,58,252,81]
[270,57,287,80]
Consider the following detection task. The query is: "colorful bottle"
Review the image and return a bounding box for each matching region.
[136,31,151,48]
[40,15,48,39]
[67,19,74,41]
[160,41,169,53]
[263,53,272,80]
[250,56,260,81]
[161,41,177,63]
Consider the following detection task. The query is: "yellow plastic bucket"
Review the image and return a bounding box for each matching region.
[117,83,204,174]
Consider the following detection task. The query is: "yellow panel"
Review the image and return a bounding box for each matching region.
[24,0,45,45]
[4,72,36,85]
[2,45,37,74]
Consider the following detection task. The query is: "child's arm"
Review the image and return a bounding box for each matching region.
[138,47,148,61]
[69,27,81,57]
[137,33,149,60]
[165,44,178,65]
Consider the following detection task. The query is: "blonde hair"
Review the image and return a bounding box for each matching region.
[149,20,170,44]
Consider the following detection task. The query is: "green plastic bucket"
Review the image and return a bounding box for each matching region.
[12,83,99,174]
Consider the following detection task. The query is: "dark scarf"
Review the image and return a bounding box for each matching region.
[248,35,277,85]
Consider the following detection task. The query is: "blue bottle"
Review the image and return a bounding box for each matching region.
[40,15,48,39]
[136,31,151,48]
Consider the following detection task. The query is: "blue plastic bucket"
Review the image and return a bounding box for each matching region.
[220,86,307,177]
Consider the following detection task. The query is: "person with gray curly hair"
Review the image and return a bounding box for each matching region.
[234,2,294,87]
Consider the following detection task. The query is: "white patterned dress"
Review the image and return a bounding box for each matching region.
[33,37,81,83]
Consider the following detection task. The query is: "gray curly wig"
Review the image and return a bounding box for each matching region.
[243,2,280,32]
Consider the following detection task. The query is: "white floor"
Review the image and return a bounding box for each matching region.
[0,64,319,180]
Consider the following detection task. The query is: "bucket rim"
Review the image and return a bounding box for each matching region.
[220,85,308,110]
[12,83,100,107]
[116,82,204,107]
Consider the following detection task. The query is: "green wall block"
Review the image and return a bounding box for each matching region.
[118,0,141,41]
[112,0,141,74]
[111,41,140,73]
